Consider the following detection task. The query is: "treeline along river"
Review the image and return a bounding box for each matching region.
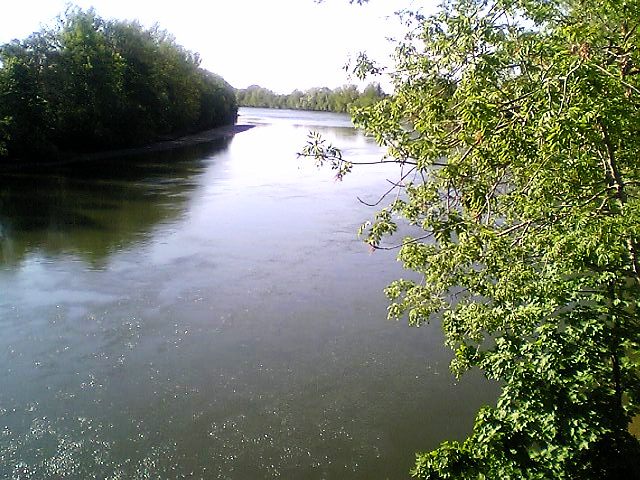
[0,108,496,479]
[0,7,237,162]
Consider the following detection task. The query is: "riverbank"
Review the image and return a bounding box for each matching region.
[0,123,255,170]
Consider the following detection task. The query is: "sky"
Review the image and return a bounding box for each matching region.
[0,0,432,93]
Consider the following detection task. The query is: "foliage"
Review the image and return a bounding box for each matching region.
[236,83,385,113]
[305,0,640,477]
[0,7,237,160]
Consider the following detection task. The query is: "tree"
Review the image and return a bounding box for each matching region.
[304,0,640,477]
[0,7,237,160]
[236,84,385,113]
[52,7,125,150]
[0,41,53,157]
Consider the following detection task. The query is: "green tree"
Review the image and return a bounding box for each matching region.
[52,7,125,150]
[353,82,384,108]
[103,19,168,142]
[0,7,237,160]
[0,42,53,157]
[305,0,640,477]
[236,84,385,113]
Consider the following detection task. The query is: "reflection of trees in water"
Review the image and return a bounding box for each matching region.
[0,139,231,267]
[293,125,360,141]
[325,126,361,141]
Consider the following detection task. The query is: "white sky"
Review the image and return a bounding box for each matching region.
[0,0,433,93]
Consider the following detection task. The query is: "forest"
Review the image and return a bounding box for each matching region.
[236,83,386,113]
[0,7,237,161]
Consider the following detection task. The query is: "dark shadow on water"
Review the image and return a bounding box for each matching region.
[0,138,232,268]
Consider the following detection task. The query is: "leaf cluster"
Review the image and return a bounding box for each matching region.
[310,0,640,477]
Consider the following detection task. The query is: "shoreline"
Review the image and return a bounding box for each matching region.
[0,123,255,170]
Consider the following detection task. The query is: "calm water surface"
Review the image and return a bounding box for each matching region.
[0,108,496,479]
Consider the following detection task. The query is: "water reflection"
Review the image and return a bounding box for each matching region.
[0,109,498,479]
[0,140,231,267]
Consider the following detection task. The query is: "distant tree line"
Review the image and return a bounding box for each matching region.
[0,7,237,161]
[236,84,386,113]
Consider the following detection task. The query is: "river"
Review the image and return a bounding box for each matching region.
[0,108,496,479]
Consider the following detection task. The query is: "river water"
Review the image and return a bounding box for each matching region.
[0,108,496,479]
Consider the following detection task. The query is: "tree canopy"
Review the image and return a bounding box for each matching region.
[304,0,640,477]
[0,7,237,161]
[236,83,385,113]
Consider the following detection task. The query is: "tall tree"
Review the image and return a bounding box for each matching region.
[0,40,53,156]
[236,84,385,113]
[305,0,640,477]
[52,7,125,150]
[0,7,237,160]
